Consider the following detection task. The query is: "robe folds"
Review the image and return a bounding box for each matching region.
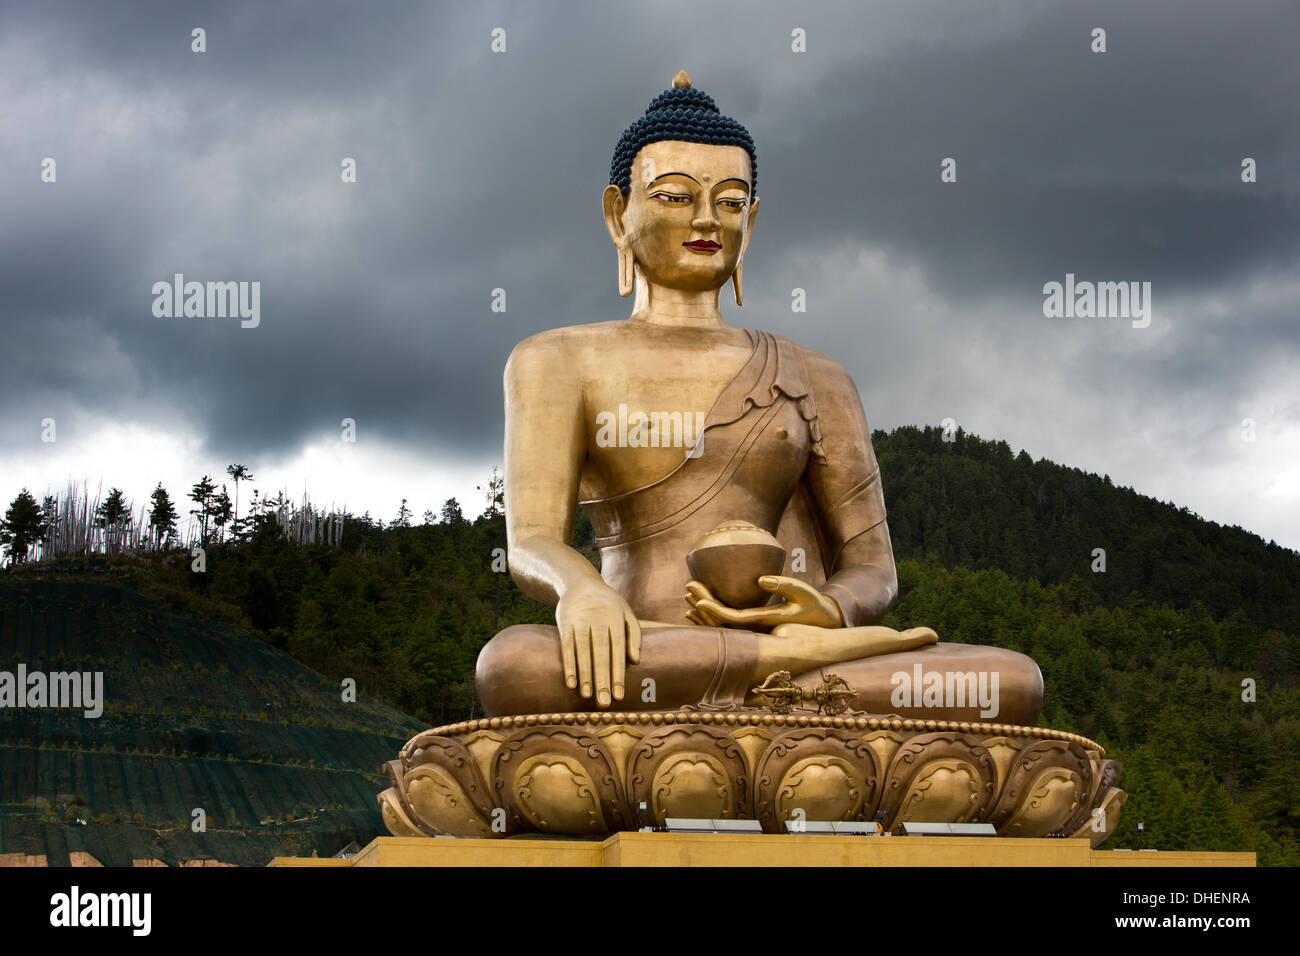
[579,328,886,626]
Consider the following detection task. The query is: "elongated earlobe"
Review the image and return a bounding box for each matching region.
[733,195,758,307]
[618,245,634,297]
[603,184,635,298]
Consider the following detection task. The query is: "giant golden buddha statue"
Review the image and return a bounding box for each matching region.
[476,69,1041,722]
[379,73,1125,843]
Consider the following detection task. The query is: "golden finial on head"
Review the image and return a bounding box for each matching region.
[672,70,691,89]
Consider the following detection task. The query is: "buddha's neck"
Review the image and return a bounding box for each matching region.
[629,275,727,329]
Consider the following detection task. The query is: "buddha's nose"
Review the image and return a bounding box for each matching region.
[691,203,719,231]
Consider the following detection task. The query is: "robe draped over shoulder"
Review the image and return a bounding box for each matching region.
[579,329,887,625]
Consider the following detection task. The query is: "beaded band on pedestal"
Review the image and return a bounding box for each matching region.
[404,711,1106,757]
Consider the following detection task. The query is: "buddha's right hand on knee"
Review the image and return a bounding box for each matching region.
[555,581,643,708]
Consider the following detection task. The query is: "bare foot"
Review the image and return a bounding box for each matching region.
[768,622,939,657]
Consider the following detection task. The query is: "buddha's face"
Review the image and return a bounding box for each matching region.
[604,139,758,293]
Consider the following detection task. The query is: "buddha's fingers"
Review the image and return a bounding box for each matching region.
[686,603,725,626]
[687,608,729,626]
[691,595,765,627]
[575,625,593,699]
[624,610,642,665]
[592,624,612,707]
[685,586,725,625]
[610,624,625,703]
[684,581,712,605]
[756,575,815,601]
[560,625,578,690]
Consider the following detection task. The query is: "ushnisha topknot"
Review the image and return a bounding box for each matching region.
[610,70,757,198]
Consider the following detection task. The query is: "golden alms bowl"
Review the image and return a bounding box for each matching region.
[686,520,787,609]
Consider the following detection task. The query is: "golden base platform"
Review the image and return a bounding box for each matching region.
[376,710,1129,844]
[272,834,1255,868]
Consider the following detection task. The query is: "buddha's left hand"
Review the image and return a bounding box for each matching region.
[685,575,844,630]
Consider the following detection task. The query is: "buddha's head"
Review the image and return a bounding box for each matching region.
[603,71,760,303]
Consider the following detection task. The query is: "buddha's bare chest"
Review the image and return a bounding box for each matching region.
[583,376,731,424]
[581,384,731,490]
[583,338,750,415]
[578,343,753,489]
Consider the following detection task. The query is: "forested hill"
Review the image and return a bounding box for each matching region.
[874,425,1300,634]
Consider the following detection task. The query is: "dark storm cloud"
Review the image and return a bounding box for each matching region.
[1,0,1296,543]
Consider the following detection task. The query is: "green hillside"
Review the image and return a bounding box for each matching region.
[0,560,422,866]
[875,425,1300,633]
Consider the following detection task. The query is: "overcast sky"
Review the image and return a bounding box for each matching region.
[2,0,1297,553]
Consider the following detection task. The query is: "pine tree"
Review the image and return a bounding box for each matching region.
[189,475,218,544]
[0,488,45,564]
[211,485,233,543]
[95,487,130,528]
[440,498,464,525]
[40,494,58,551]
[96,487,131,553]
[149,483,179,548]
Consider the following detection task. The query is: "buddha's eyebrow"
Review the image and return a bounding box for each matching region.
[649,172,701,185]
[713,177,750,193]
[648,173,750,194]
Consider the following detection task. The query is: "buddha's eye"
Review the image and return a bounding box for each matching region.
[717,198,747,210]
[651,192,692,204]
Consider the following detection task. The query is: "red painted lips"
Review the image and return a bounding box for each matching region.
[683,240,722,252]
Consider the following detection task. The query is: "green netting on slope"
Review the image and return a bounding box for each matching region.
[2,580,418,729]
[2,739,404,821]
[0,577,425,865]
